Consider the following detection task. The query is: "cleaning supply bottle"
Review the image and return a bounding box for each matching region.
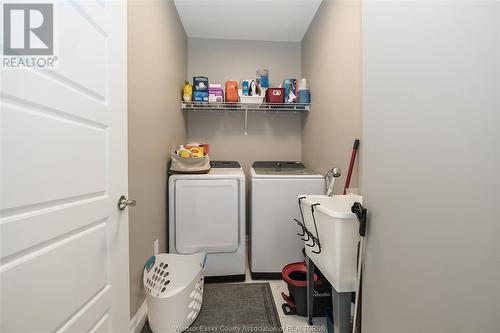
[242,80,250,96]
[183,81,192,102]
[225,80,239,102]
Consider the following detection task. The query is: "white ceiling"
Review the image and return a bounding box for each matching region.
[173,0,323,42]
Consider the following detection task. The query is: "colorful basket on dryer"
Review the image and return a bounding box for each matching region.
[143,253,206,333]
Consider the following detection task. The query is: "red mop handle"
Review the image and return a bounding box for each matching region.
[343,139,360,195]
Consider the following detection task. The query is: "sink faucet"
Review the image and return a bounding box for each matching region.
[325,167,341,196]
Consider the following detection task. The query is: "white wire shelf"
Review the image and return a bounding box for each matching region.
[181,101,310,113]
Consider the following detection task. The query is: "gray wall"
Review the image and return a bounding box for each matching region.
[128,0,187,318]
[301,0,362,192]
[187,38,303,175]
[362,1,500,332]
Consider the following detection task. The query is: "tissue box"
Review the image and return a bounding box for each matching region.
[298,90,311,104]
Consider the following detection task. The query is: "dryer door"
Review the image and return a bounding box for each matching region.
[174,179,240,254]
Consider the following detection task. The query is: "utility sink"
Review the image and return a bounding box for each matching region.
[298,194,363,292]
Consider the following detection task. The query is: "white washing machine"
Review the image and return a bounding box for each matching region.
[250,161,325,278]
[169,161,245,281]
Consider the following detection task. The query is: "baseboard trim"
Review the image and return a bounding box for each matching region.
[130,299,148,333]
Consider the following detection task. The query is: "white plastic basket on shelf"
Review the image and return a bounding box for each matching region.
[239,95,264,104]
[143,252,207,333]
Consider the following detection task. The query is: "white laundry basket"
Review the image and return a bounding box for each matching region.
[143,252,206,333]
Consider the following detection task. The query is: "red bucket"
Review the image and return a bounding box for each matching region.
[265,88,285,103]
[281,262,332,317]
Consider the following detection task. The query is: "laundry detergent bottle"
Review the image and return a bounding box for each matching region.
[225,80,239,103]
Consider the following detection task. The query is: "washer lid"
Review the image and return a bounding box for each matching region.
[210,161,241,168]
[252,161,319,176]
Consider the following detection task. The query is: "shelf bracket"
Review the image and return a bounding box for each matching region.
[244,105,248,136]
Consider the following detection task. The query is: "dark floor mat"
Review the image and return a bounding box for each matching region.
[142,283,281,333]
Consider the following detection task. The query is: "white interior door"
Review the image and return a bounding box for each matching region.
[0,1,129,332]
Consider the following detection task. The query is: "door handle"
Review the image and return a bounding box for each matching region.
[117,195,136,210]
